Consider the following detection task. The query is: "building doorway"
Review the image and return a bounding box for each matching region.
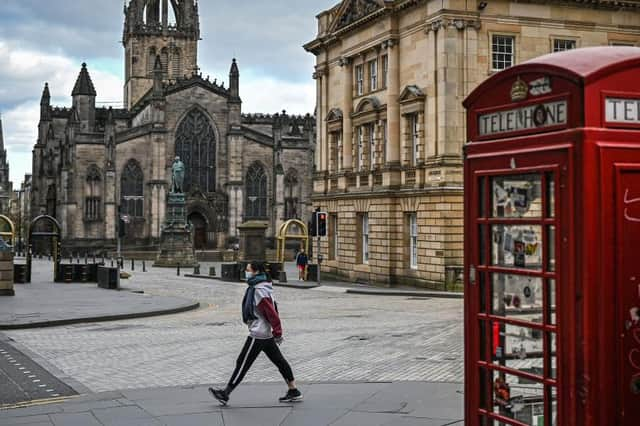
[188,212,207,250]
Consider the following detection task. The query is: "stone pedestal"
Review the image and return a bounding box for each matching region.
[0,243,14,296]
[154,193,197,267]
[237,221,269,261]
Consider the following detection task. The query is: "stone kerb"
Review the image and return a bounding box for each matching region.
[0,243,14,296]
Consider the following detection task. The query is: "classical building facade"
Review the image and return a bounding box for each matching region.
[0,114,13,215]
[30,0,315,253]
[305,0,640,288]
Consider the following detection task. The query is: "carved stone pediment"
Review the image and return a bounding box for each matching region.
[336,0,382,30]
[399,85,425,103]
[326,108,344,122]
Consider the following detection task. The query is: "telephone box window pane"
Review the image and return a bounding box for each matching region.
[480,225,487,265]
[547,279,556,325]
[548,386,558,426]
[479,320,488,360]
[492,174,542,218]
[491,322,544,378]
[546,174,555,218]
[480,272,487,313]
[547,226,556,272]
[548,332,557,379]
[492,225,543,270]
[479,177,486,217]
[492,274,543,322]
[491,370,544,423]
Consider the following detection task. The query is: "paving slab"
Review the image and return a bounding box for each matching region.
[49,412,102,426]
[279,407,351,426]
[1,414,53,425]
[0,260,199,330]
[221,406,292,426]
[158,412,225,426]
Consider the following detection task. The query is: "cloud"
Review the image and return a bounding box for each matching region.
[0,0,338,184]
[3,102,38,183]
[240,78,316,115]
[0,41,124,109]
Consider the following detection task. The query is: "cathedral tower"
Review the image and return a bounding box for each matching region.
[123,0,200,109]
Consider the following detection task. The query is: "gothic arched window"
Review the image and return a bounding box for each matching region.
[284,169,300,220]
[175,109,216,193]
[121,160,144,217]
[245,162,268,219]
[85,165,102,221]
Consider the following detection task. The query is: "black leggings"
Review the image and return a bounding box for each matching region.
[227,336,294,391]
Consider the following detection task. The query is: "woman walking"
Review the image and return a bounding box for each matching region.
[208,261,302,405]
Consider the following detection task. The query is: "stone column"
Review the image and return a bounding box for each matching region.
[386,40,400,165]
[274,171,285,232]
[342,60,353,170]
[426,23,439,159]
[105,170,116,239]
[314,72,323,172]
[321,71,329,172]
[0,241,14,296]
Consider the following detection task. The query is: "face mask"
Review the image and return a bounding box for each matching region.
[246,271,255,279]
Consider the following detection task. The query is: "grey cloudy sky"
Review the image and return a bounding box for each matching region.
[0,0,337,184]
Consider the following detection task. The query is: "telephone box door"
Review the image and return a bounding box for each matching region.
[467,148,567,426]
[616,165,640,424]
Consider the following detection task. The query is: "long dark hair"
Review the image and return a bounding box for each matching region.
[247,261,270,281]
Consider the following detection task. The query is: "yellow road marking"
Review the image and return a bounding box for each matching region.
[0,395,79,411]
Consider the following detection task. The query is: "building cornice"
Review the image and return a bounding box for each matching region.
[304,0,427,55]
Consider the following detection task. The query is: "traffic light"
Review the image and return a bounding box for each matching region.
[316,211,328,237]
[118,217,126,238]
[309,213,317,237]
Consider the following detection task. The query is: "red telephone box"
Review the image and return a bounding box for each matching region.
[463,47,640,426]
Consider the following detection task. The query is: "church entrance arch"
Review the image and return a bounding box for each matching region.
[26,215,62,283]
[188,212,207,250]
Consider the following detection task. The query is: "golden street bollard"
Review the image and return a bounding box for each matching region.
[0,239,15,296]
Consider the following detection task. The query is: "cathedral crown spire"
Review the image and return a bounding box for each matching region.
[72,63,97,97]
[40,82,51,105]
[229,58,240,99]
[230,58,239,76]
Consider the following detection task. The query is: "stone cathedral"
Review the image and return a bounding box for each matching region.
[30,0,315,253]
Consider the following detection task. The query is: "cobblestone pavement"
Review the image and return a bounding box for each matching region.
[4,261,464,393]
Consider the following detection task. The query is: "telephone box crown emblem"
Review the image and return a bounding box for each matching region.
[511,77,528,102]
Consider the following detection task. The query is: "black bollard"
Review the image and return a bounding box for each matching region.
[84,253,88,264]
[177,263,181,276]
[142,260,146,272]
[131,258,135,271]
[194,264,200,275]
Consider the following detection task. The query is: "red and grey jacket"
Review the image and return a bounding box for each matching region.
[247,280,282,339]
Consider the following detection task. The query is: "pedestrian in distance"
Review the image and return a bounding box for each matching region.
[295,248,308,281]
[208,261,302,405]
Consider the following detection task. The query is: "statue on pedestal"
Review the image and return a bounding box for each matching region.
[154,156,196,268]
[171,156,185,194]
